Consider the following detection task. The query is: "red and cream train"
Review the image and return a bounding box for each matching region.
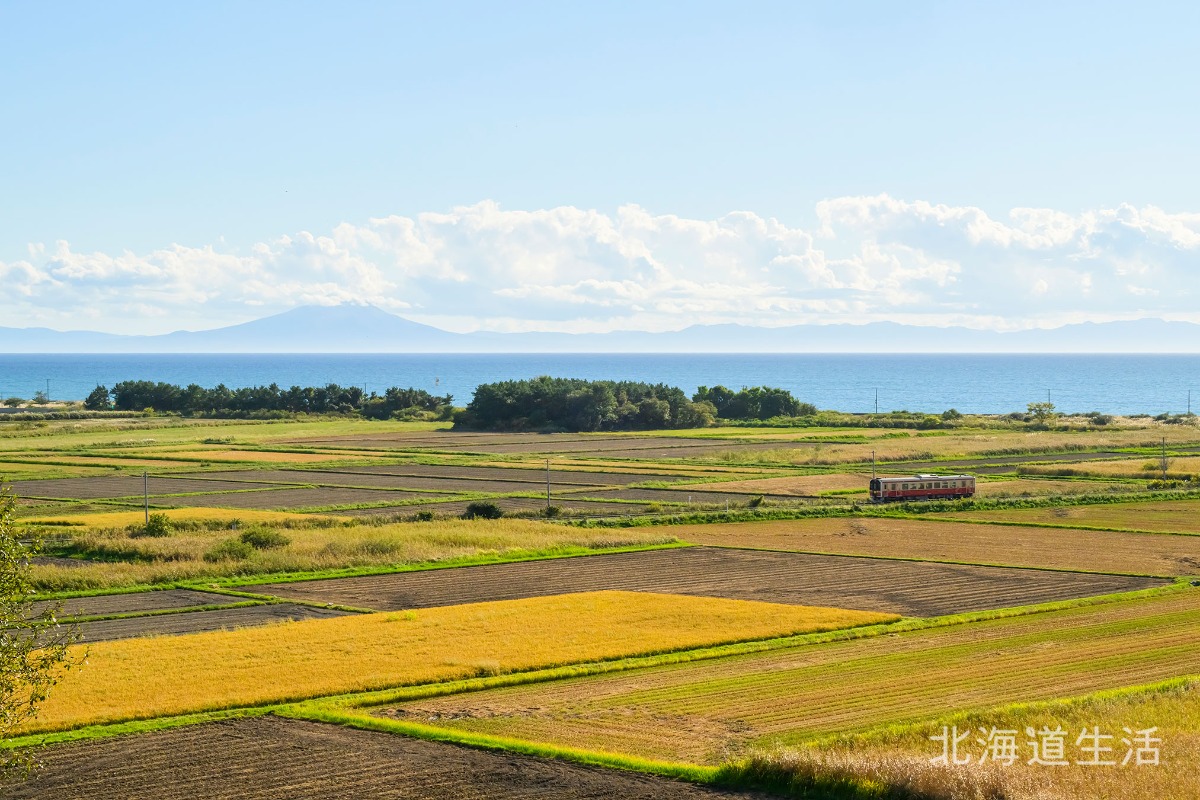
[868,473,976,502]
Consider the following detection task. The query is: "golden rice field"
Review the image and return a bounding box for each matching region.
[946,499,1200,535]
[683,473,1128,497]
[173,449,356,463]
[675,517,1200,576]
[381,588,1200,765]
[24,506,323,528]
[741,681,1200,800]
[27,518,677,591]
[26,591,895,734]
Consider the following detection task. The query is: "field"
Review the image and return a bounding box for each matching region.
[246,546,1163,617]
[7,716,762,800]
[373,588,1200,764]
[24,591,895,733]
[674,517,1200,577]
[26,518,675,591]
[946,498,1200,534]
[7,416,1200,798]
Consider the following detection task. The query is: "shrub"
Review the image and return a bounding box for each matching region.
[413,511,435,522]
[462,501,503,520]
[542,505,562,518]
[239,528,290,550]
[204,538,255,562]
[132,513,173,538]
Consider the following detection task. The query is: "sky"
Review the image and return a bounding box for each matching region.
[3,1,1200,336]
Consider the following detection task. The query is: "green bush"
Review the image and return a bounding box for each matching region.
[413,511,435,522]
[462,501,503,520]
[132,513,173,538]
[239,528,290,550]
[204,538,255,562]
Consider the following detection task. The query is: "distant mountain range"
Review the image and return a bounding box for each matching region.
[3,304,1200,353]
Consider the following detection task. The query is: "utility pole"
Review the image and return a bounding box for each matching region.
[1189,390,1192,416]
[46,379,51,403]
[143,470,149,526]
[545,459,551,511]
[1162,437,1168,481]
[874,388,878,415]
[871,450,876,480]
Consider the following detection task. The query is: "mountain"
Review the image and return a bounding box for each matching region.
[3,305,1200,353]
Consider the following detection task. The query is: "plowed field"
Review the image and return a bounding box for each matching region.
[247,547,1163,617]
[674,518,1200,577]
[72,603,352,642]
[6,716,764,799]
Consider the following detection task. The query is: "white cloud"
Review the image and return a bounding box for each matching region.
[4,195,1200,334]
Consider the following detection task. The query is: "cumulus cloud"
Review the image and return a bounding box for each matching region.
[4,195,1200,334]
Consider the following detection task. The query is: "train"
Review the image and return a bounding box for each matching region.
[868,473,975,502]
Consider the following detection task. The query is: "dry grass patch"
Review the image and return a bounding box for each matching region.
[741,680,1200,800]
[25,591,895,733]
[674,517,1200,576]
[1021,455,1200,479]
[973,478,1136,497]
[948,499,1200,535]
[25,506,321,528]
[175,449,348,463]
[28,518,676,591]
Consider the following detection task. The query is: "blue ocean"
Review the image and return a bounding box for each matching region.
[1,353,1198,416]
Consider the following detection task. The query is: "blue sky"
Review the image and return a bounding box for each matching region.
[3,1,1200,334]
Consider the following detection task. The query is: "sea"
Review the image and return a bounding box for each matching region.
[1,353,1199,416]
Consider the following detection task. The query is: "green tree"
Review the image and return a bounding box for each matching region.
[31,391,48,405]
[83,385,112,411]
[1026,401,1058,426]
[1,486,78,777]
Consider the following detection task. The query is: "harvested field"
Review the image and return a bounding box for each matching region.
[685,473,872,495]
[947,499,1200,534]
[565,487,803,505]
[1018,455,1200,478]
[180,449,352,463]
[150,486,445,510]
[6,716,766,800]
[33,588,233,618]
[73,603,352,642]
[246,547,1164,617]
[383,588,1200,764]
[338,463,690,485]
[674,518,1200,577]
[7,476,273,500]
[22,507,323,527]
[329,497,656,518]
[26,592,891,733]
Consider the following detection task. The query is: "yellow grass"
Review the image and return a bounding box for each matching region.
[25,507,321,528]
[27,518,676,591]
[674,517,1200,576]
[27,591,895,733]
[1021,455,1200,478]
[5,456,198,468]
[751,681,1200,800]
[973,477,1137,496]
[172,449,347,463]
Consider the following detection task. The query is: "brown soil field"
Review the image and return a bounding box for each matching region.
[576,487,803,504]
[947,499,1200,533]
[72,603,352,642]
[32,588,234,618]
[7,476,274,500]
[340,463,690,485]
[154,486,445,510]
[328,497,656,518]
[181,449,351,463]
[686,473,872,495]
[6,716,765,799]
[674,518,1200,577]
[181,466,619,488]
[246,547,1164,617]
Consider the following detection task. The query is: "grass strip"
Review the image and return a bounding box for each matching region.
[64,600,267,624]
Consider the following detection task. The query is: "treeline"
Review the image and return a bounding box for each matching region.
[454,377,816,431]
[84,381,453,419]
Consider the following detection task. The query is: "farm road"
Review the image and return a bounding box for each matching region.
[6,716,768,799]
[246,547,1164,618]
